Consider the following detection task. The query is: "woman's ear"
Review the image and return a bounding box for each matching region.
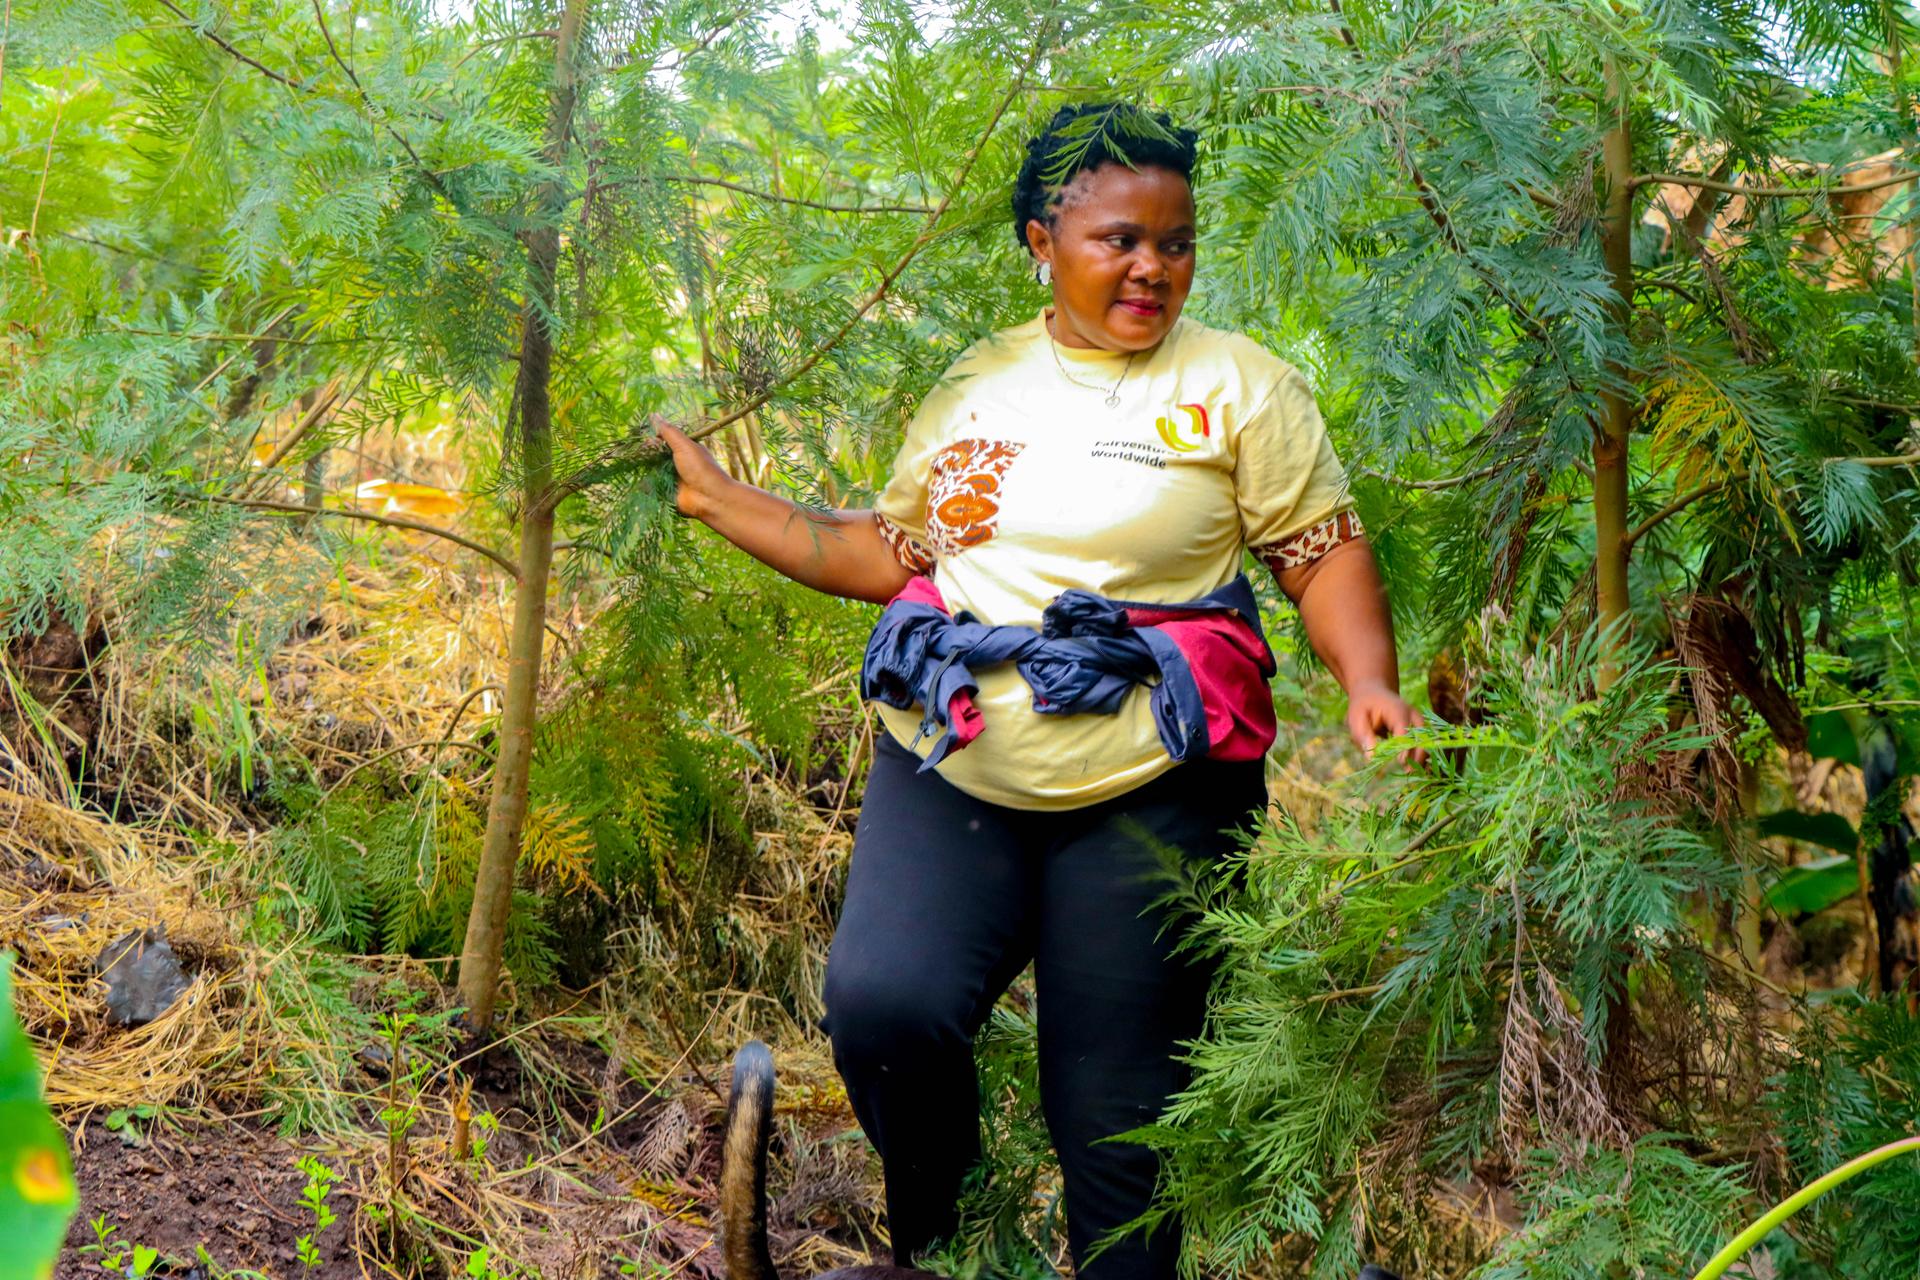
[1024,217,1054,266]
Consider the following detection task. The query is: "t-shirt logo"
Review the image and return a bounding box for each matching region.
[926,438,1025,556]
[1154,402,1211,453]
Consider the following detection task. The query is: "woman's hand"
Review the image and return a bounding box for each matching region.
[649,415,915,605]
[1346,679,1427,768]
[654,416,733,521]
[1272,537,1425,770]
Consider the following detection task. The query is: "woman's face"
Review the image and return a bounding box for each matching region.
[1025,162,1196,352]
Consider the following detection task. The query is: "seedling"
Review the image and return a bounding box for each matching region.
[79,1217,157,1275]
[466,1246,514,1279]
[378,1010,421,1187]
[293,1153,339,1267]
[82,1214,119,1257]
[104,1104,161,1148]
[471,1109,499,1161]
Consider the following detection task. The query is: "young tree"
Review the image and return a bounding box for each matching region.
[5,0,1067,1029]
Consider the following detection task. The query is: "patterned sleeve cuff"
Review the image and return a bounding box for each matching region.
[874,512,936,574]
[1254,509,1366,573]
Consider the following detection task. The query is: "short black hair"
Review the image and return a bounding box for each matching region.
[1011,103,1199,254]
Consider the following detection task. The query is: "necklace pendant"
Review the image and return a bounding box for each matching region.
[1104,391,1121,408]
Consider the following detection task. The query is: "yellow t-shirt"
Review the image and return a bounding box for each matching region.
[871,309,1353,810]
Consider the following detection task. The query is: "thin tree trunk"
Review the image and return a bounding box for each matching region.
[457,0,589,1031]
[296,378,328,534]
[301,446,328,525]
[1594,58,1636,696]
[1597,57,1639,1105]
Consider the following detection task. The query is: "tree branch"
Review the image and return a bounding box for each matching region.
[240,375,345,492]
[1701,948,1796,1000]
[1826,394,1920,412]
[49,231,194,268]
[211,495,520,577]
[1630,169,1920,197]
[558,28,1055,500]
[109,326,366,346]
[1624,478,1731,548]
[453,29,559,69]
[26,87,70,277]
[1323,1,1565,358]
[654,6,752,71]
[1358,462,1503,490]
[0,0,13,105]
[322,681,504,797]
[660,174,934,215]
[1624,450,1920,549]
[675,32,1047,443]
[1328,0,1359,48]
[153,0,310,92]
[311,0,460,209]
[1635,276,1710,308]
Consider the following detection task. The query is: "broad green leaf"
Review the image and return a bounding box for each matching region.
[1805,711,1861,766]
[1764,855,1861,916]
[1757,809,1859,854]
[0,954,78,1280]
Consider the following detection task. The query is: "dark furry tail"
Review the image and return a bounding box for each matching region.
[721,1040,782,1280]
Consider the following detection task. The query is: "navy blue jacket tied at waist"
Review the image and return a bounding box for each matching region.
[860,573,1279,772]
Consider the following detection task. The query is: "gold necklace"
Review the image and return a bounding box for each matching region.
[1048,319,1136,408]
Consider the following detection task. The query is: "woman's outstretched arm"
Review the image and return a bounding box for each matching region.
[1269,536,1426,765]
[661,424,916,606]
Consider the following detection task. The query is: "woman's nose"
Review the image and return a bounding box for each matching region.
[1129,250,1169,284]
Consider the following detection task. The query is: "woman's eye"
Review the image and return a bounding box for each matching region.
[1165,240,1194,255]
[1106,236,1134,250]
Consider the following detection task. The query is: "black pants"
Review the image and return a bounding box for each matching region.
[822,733,1266,1279]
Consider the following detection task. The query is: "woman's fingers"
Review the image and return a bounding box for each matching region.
[1349,692,1428,770]
[652,415,724,518]
[652,414,696,459]
[1348,703,1381,755]
[1394,703,1429,769]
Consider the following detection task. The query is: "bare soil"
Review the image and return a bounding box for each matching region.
[54,1032,885,1280]
[60,1118,359,1280]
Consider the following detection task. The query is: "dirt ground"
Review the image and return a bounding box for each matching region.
[60,1118,363,1280]
[54,1034,884,1280]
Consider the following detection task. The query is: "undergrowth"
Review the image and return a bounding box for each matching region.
[1137,617,1920,1279]
[262,534,871,1018]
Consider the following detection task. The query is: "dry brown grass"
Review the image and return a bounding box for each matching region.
[0,787,249,1117]
[1,427,886,1273]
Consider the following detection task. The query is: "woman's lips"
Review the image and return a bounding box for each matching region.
[1116,299,1163,317]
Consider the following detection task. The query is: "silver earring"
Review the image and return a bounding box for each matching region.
[1036,261,1051,287]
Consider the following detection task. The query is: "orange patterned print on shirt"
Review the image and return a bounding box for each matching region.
[926,439,1026,556]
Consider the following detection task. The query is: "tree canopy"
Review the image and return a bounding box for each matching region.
[3,0,1919,1276]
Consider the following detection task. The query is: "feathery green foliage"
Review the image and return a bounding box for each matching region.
[1134,621,1760,1276]
[6,0,1920,1274]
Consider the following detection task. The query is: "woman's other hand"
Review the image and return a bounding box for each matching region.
[654,416,731,521]
[1272,537,1425,770]
[1346,680,1427,769]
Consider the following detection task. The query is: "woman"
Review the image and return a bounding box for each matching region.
[662,103,1419,1280]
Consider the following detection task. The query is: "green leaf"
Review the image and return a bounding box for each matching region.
[1764,855,1861,916]
[0,953,78,1280]
[1757,809,1860,854]
[1805,710,1861,765]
